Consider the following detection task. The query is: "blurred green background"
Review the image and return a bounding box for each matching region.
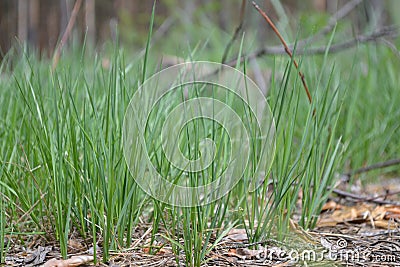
[1,0,400,59]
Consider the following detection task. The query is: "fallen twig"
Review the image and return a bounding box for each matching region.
[333,158,400,204]
[332,188,400,205]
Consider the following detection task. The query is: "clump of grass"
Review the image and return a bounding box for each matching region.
[1,44,146,262]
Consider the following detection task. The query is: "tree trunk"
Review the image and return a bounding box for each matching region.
[17,0,28,43]
[85,0,96,46]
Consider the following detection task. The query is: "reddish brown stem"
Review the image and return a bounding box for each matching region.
[252,1,312,104]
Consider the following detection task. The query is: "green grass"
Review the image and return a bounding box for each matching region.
[1,10,400,267]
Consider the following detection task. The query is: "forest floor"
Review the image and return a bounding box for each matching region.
[5,177,400,267]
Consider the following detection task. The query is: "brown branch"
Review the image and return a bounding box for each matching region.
[227,26,398,65]
[332,188,400,205]
[306,0,365,44]
[344,157,400,177]
[284,0,365,52]
[227,0,372,65]
[221,0,246,64]
[252,1,312,104]
[333,157,400,205]
[52,0,83,70]
[261,0,365,57]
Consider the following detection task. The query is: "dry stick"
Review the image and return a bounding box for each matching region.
[221,0,246,64]
[298,0,365,48]
[333,158,400,205]
[343,158,400,177]
[227,0,366,66]
[226,26,399,68]
[262,0,365,54]
[252,1,312,104]
[52,0,83,70]
[332,188,400,206]
[16,193,47,224]
[365,189,400,202]
[251,26,399,56]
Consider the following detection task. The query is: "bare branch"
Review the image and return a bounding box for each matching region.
[285,0,366,54]
[316,0,365,39]
[332,188,400,205]
[227,26,399,65]
[344,157,400,177]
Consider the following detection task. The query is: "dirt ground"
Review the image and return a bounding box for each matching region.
[5,177,400,267]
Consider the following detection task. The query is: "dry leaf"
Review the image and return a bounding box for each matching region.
[370,219,398,229]
[321,200,341,211]
[317,217,338,227]
[318,203,400,228]
[68,239,85,251]
[224,228,248,242]
[142,247,169,255]
[383,205,400,219]
[43,255,94,267]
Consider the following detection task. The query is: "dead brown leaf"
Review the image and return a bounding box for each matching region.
[43,255,94,267]
[372,220,398,229]
[224,228,248,242]
[321,200,342,211]
[68,239,85,251]
[317,203,400,229]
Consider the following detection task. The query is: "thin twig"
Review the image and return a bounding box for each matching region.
[257,0,365,57]
[52,0,83,70]
[332,188,400,205]
[360,229,399,237]
[344,157,400,177]
[365,189,400,202]
[252,1,312,104]
[121,226,153,252]
[309,0,365,43]
[16,193,47,224]
[333,157,400,205]
[226,26,398,66]
[227,0,386,65]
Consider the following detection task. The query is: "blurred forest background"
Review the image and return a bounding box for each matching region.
[0,0,399,60]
